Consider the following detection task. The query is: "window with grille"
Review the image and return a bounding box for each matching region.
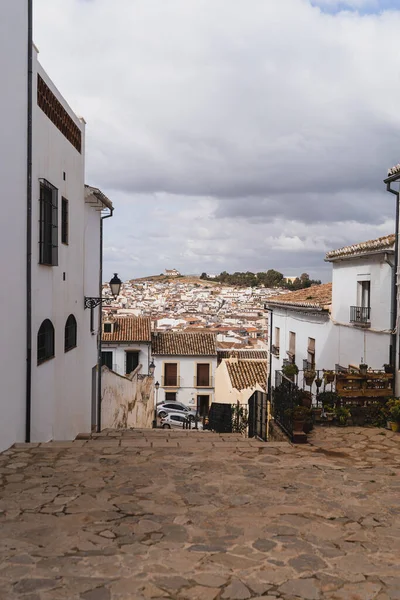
[65,314,77,352]
[61,197,68,245]
[37,319,55,364]
[39,179,58,266]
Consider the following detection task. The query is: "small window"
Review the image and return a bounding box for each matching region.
[101,351,113,369]
[65,314,77,352]
[37,319,55,364]
[165,392,177,402]
[274,327,280,348]
[39,179,58,266]
[104,323,112,333]
[61,197,68,245]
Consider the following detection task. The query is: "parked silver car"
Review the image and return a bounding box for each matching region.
[157,401,197,420]
[160,412,203,430]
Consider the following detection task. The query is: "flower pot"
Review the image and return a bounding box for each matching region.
[325,373,335,383]
[293,419,305,432]
[359,366,368,376]
[305,377,315,386]
[390,421,400,433]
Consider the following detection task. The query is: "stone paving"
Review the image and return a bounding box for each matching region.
[0,427,400,600]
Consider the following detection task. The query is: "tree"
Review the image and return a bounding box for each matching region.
[200,272,208,280]
[264,269,284,288]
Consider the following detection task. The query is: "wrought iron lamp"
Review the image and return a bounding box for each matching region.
[84,273,122,309]
[149,360,156,377]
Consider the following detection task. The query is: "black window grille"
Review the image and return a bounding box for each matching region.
[37,319,55,365]
[61,197,68,244]
[39,179,58,265]
[64,314,77,352]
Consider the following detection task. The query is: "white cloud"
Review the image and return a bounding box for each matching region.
[33,0,400,280]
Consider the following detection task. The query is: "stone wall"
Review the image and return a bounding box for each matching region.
[101,365,154,429]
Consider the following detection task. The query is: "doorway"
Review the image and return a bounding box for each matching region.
[197,395,210,418]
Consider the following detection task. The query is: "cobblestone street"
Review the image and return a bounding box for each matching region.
[1,427,400,599]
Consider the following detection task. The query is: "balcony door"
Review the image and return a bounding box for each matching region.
[126,351,139,375]
[196,363,210,387]
[164,363,178,387]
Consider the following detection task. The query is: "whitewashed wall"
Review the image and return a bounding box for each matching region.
[30,55,96,442]
[269,308,334,388]
[101,365,154,429]
[331,256,392,331]
[0,1,29,452]
[153,355,217,409]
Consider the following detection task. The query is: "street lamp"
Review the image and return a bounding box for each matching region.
[84,273,122,309]
[84,273,122,333]
[149,360,155,377]
[153,381,160,429]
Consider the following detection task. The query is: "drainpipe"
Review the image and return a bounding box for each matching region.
[385,175,400,392]
[26,0,33,442]
[97,208,114,433]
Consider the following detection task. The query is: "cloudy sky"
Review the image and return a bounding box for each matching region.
[34,0,400,282]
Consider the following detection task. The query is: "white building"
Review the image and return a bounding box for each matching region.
[151,332,217,416]
[266,235,394,391]
[0,2,113,452]
[101,316,152,375]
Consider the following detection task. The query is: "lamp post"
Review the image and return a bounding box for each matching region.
[153,381,160,428]
[85,273,122,332]
[149,360,155,377]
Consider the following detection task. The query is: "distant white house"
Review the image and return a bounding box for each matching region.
[151,332,217,416]
[101,316,152,375]
[266,234,394,389]
[165,268,181,277]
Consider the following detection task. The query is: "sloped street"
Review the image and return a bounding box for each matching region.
[1,428,400,599]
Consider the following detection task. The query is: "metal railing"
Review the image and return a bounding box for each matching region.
[350,306,370,323]
[194,376,214,388]
[161,376,181,388]
[272,372,296,440]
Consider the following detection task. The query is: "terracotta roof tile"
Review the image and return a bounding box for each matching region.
[325,234,395,261]
[218,350,268,360]
[151,332,217,356]
[266,283,332,310]
[226,360,267,391]
[102,316,151,342]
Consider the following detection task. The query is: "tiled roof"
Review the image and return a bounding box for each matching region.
[218,350,268,360]
[151,332,217,356]
[266,283,332,310]
[325,234,395,261]
[102,316,151,342]
[226,360,267,391]
[388,164,400,177]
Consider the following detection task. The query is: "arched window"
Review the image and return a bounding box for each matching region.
[37,319,55,365]
[65,314,77,352]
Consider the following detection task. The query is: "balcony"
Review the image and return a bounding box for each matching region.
[271,345,280,357]
[350,306,370,325]
[194,376,214,388]
[161,376,181,388]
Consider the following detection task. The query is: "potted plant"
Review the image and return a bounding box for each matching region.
[304,368,316,386]
[359,363,368,376]
[388,399,400,432]
[293,406,311,432]
[298,389,312,409]
[383,363,394,374]
[335,406,351,427]
[315,377,323,388]
[323,370,335,384]
[317,391,341,410]
[282,363,299,381]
